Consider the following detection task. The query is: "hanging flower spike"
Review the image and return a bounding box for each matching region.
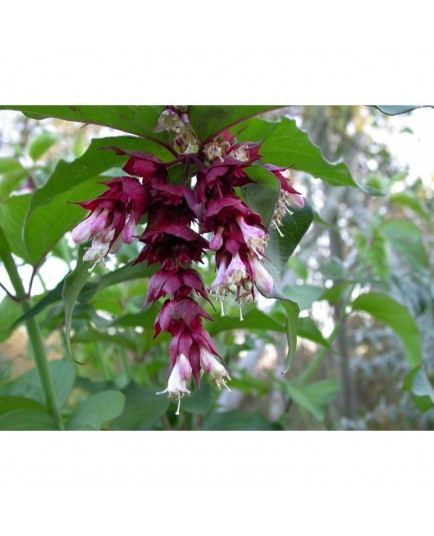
[71,177,148,271]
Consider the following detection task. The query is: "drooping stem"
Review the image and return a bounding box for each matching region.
[0,230,64,430]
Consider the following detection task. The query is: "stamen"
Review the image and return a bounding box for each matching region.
[273,223,284,237]
[175,395,182,416]
[239,303,244,321]
[220,298,225,317]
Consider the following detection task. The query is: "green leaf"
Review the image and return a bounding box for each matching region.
[0,408,57,431]
[72,330,135,351]
[351,293,422,368]
[0,157,28,198]
[209,308,286,335]
[0,296,21,342]
[260,200,314,300]
[62,247,94,359]
[1,105,167,139]
[284,379,339,421]
[202,410,282,431]
[298,317,330,348]
[112,382,169,430]
[281,300,300,373]
[188,105,281,142]
[0,395,47,415]
[284,383,323,420]
[390,192,430,220]
[0,360,76,408]
[180,384,213,415]
[380,219,429,270]
[235,117,381,194]
[241,165,280,227]
[28,131,59,161]
[374,105,429,116]
[283,284,324,310]
[67,390,125,431]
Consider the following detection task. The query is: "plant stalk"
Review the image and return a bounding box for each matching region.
[0,232,64,430]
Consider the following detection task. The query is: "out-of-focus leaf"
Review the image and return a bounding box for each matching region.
[188,105,281,141]
[404,367,434,412]
[283,284,324,310]
[0,157,28,198]
[180,384,213,415]
[0,360,76,408]
[281,299,300,373]
[0,395,47,415]
[380,219,429,270]
[28,131,59,161]
[298,317,330,348]
[67,390,125,431]
[0,296,22,342]
[112,382,169,430]
[352,293,422,368]
[390,192,429,220]
[202,410,283,431]
[72,330,135,351]
[0,409,57,431]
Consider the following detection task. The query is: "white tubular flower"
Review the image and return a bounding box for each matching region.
[199,347,231,391]
[71,209,101,243]
[122,214,137,244]
[226,252,248,286]
[236,217,268,259]
[156,354,192,415]
[252,257,273,294]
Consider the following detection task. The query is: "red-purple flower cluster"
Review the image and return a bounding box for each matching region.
[71,106,304,414]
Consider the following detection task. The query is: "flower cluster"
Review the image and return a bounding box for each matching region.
[71,106,304,414]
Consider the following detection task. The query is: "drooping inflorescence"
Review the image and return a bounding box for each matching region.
[71,106,304,414]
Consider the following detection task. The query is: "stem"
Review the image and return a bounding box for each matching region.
[0,232,64,430]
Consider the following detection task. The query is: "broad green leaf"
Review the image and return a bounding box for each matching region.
[0,408,57,431]
[234,117,381,194]
[67,390,125,431]
[380,219,429,270]
[0,395,47,415]
[188,105,281,142]
[352,293,422,368]
[112,382,169,430]
[180,384,213,415]
[0,157,28,198]
[260,200,314,300]
[0,360,76,408]
[28,131,59,161]
[242,165,280,227]
[281,300,300,373]
[62,247,94,359]
[1,105,167,139]
[202,410,282,431]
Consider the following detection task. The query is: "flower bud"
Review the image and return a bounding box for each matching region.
[252,257,273,294]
